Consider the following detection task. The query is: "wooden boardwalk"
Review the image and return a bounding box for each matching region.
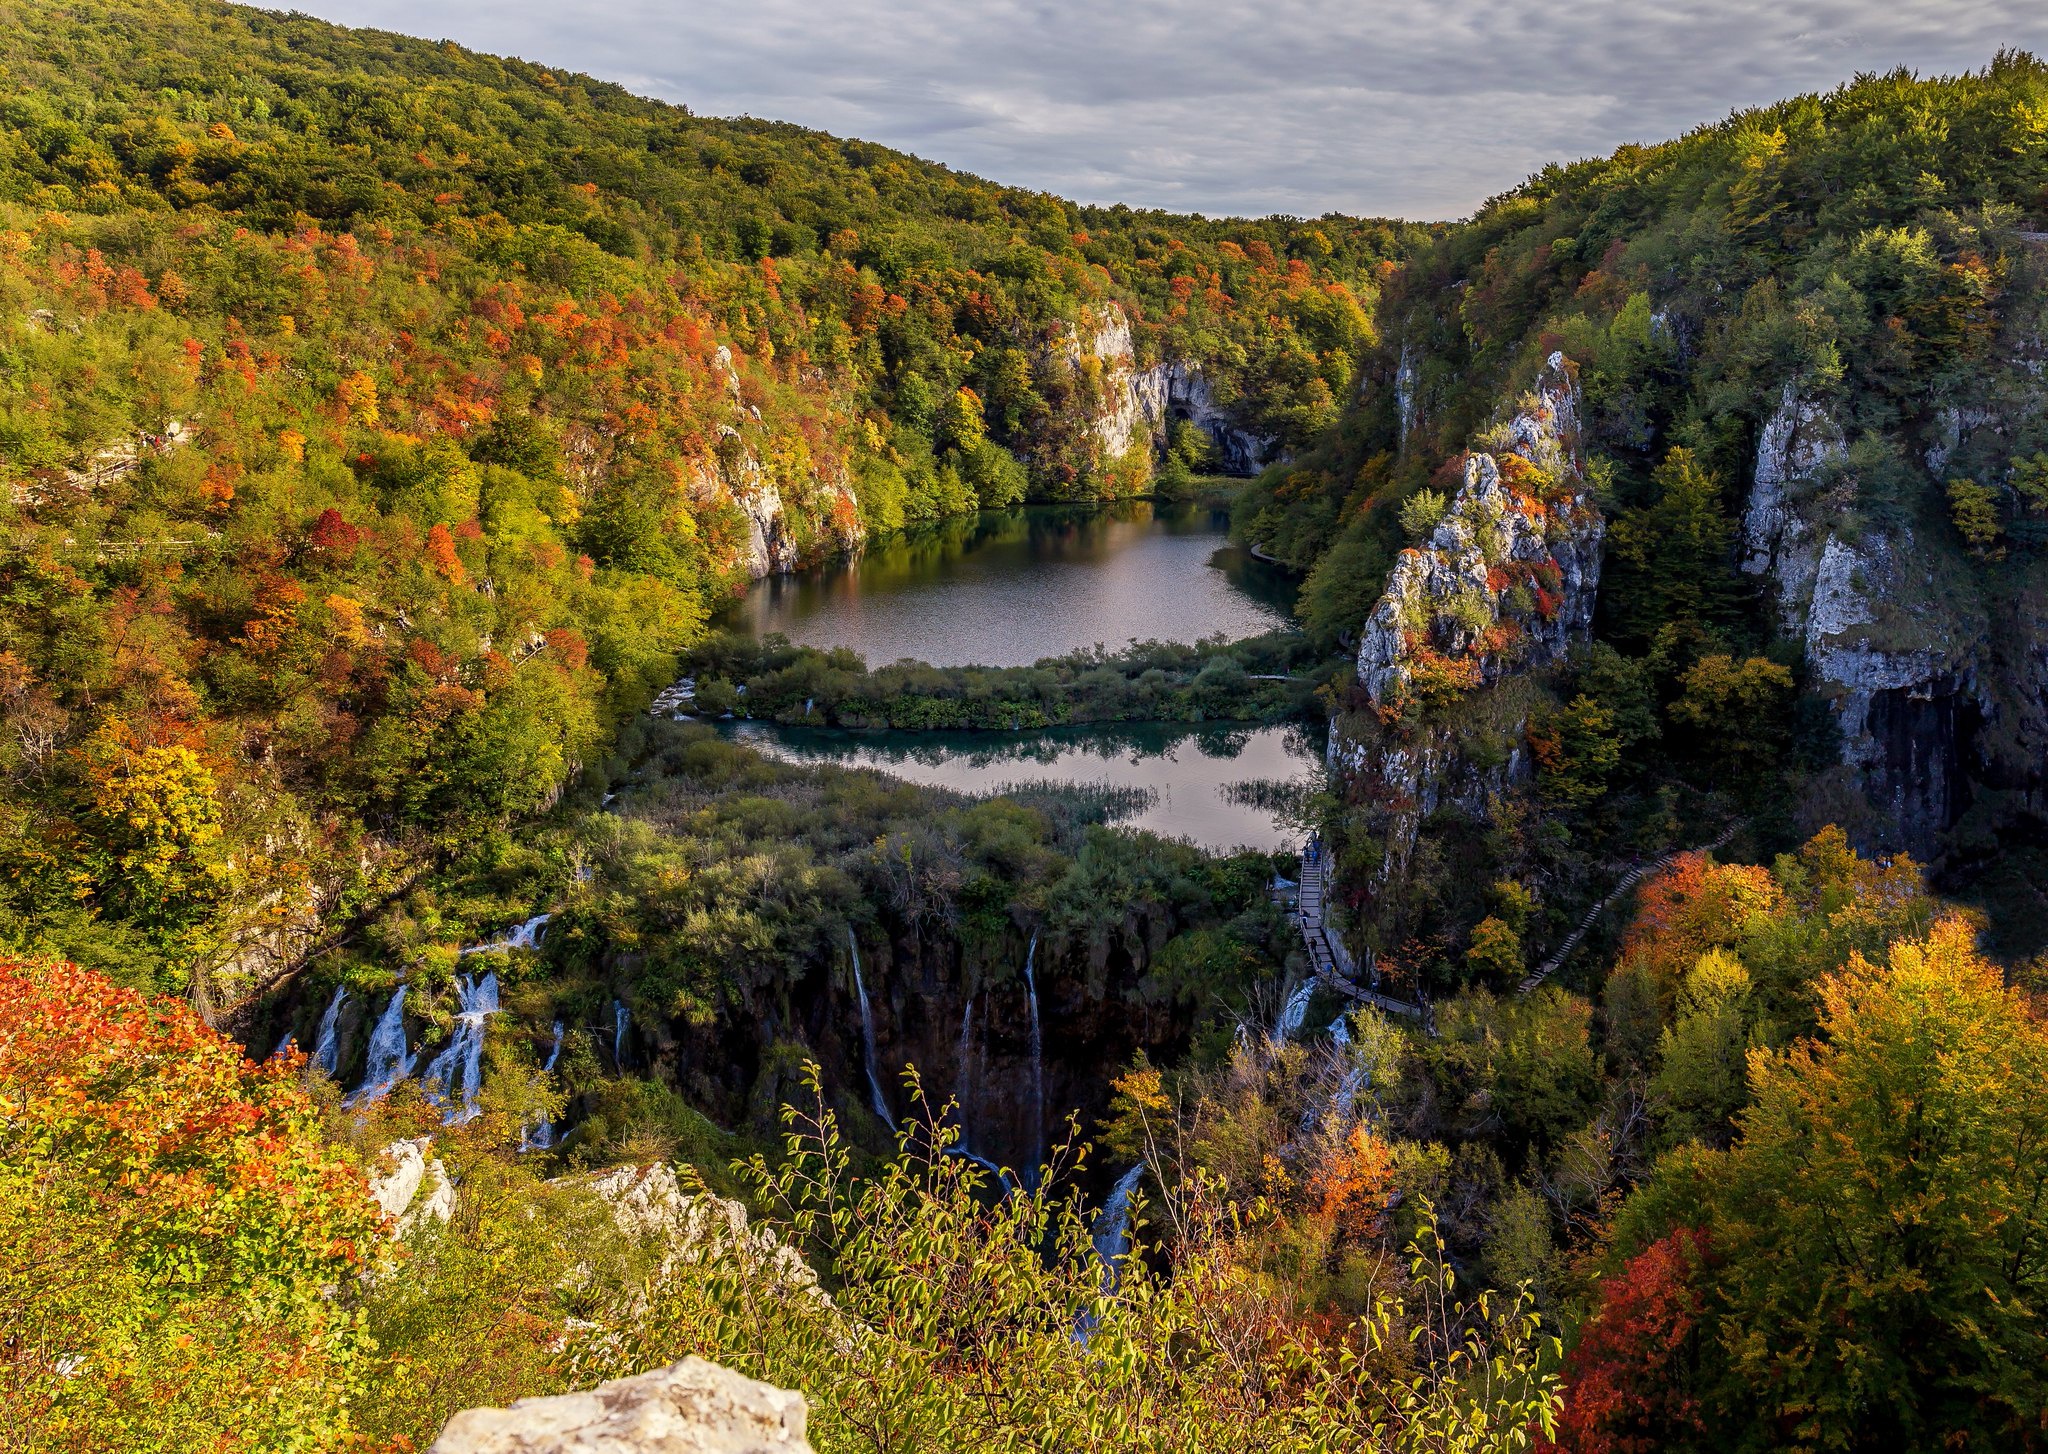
[1516,821,1743,995]
[1295,847,1425,1020]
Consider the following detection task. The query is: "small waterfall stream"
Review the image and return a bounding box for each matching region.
[419,972,500,1124]
[523,1020,566,1152]
[1022,931,1043,1178]
[462,912,550,956]
[955,995,974,1151]
[848,929,893,1123]
[311,986,347,1076]
[611,999,631,1068]
[1093,1162,1147,1281]
[347,986,416,1108]
[1274,979,1314,1040]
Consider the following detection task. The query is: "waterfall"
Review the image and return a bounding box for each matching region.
[1023,931,1043,1178]
[1275,980,1314,1040]
[611,999,631,1068]
[523,1020,566,1152]
[461,912,550,956]
[1328,1013,1352,1048]
[848,930,893,1123]
[347,986,415,1108]
[418,972,500,1125]
[311,986,348,1076]
[1093,1163,1147,1282]
[956,994,974,1150]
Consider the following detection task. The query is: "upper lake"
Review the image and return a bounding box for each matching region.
[721,500,1296,667]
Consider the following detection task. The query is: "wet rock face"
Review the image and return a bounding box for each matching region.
[428,1357,812,1454]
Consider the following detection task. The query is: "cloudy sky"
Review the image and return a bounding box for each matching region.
[287,0,2048,220]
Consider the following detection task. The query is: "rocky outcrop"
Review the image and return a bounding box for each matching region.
[369,1137,455,1235]
[1740,386,1987,853]
[1333,354,1601,898]
[428,1357,812,1454]
[1059,306,1278,476]
[700,347,863,578]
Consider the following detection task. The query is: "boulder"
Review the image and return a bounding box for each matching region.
[369,1137,454,1234]
[427,1357,811,1454]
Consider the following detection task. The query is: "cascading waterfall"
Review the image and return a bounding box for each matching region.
[1275,980,1314,1040]
[523,1020,566,1152]
[1328,1013,1352,1048]
[611,999,631,1068]
[419,972,500,1125]
[462,912,550,956]
[347,986,416,1108]
[311,986,348,1076]
[1093,1162,1147,1282]
[955,995,975,1150]
[1023,931,1043,1179]
[848,930,892,1123]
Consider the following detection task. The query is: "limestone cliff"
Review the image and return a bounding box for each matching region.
[1739,384,1993,855]
[1334,353,1603,902]
[1057,306,1279,477]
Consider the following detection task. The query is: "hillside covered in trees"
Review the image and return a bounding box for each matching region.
[4,7,2048,1454]
[0,0,1413,1002]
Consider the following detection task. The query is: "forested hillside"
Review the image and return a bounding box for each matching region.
[1238,53,2048,970]
[0,0,1412,1002]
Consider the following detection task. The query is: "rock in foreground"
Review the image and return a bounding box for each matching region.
[428,1357,811,1454]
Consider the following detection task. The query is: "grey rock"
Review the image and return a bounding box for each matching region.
[428,1357,811,1454]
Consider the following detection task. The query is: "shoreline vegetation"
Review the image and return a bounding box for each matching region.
[676,630,1332,732]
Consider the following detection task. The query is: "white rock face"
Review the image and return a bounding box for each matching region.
[1336,353,1600,884]
[1058,305,1277,475]
[428,1357,812,1454]
[369,1137,455,1235]
[1354,353,1602,709]
[1741,384,1846,631]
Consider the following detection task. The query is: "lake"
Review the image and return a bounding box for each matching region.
[723,500,1295,667]
[724,719,1324,854]
[717,500,1317,853]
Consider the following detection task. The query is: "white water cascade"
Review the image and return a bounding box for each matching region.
[523,1020,566,1152]
[1328,1013,1352,1048]
[1274,980,1314,1040]
[462,912,550,956]
[1093,1162,1147,1283]
[847,931,893,1123]
[347,986,416,1108]
[955,995,975,1149]
[419,972,500,1125]
[311,987,348,1076]
[611,999,631,1068]
[1023,931,1044,1179]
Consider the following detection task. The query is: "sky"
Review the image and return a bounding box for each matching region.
[285,0,2048,220]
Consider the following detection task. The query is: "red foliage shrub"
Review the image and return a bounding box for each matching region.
[1545,1228,1712,1453]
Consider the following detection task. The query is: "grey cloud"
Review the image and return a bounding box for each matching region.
[281,0,2048,217]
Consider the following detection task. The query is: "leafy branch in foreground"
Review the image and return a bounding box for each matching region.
[575,1064,1559,1453]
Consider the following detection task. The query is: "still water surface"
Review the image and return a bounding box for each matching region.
[724,501,1294,667]
[719,501,1316,853]
[727,720,1322,854]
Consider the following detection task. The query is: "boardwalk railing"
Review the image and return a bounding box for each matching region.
[1295,846,1425,1020]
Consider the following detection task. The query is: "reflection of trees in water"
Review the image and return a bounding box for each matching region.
[739,719,1320,771]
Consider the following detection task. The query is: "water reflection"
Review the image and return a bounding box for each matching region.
[723,501,1296,668]
[724,719,1324,854]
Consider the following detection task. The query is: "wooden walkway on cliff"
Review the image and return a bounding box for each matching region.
[1296,847,1426,1020]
